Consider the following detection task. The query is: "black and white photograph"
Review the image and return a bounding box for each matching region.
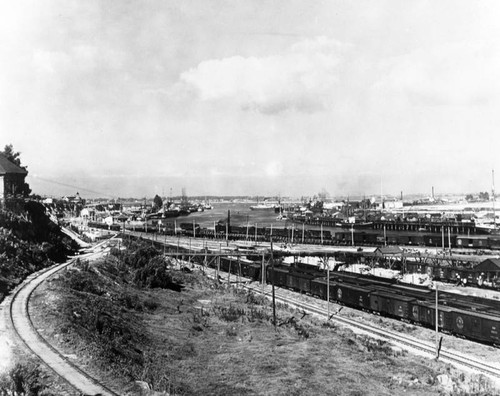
[1,1,500,395]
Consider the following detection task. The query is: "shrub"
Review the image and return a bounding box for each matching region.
[144,298,159,310]
[0,362,52,396]
[133,259,184,291]
[64,269,103,295]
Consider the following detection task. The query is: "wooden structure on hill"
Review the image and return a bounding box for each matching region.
[0,152,28,207]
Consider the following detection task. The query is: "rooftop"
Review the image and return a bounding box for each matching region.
[0,153,28,176]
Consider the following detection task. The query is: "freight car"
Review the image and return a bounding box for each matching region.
[264,264,500,345]
[217,256,262,282]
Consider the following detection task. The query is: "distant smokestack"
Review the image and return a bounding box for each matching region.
[401,191,403,201]
[432,186,435,199]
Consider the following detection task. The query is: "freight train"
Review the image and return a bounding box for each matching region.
[118,220,500,251]
[201,255,500,345]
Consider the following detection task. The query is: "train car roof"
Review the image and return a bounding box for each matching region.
[417,301,455,312]
[370,290,416,301]
[336,283,374,292]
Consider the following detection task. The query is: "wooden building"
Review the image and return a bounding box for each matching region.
[0,152,28,206]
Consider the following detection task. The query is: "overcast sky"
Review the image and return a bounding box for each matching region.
[1,1,500,198]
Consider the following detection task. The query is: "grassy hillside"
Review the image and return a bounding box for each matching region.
[0,202,78,299]
[28,238,497,395]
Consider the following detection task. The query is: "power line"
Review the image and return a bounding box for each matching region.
[27,175,116,198]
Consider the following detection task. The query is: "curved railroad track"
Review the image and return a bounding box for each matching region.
[8,251,120,396]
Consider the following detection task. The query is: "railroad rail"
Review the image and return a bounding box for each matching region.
[200,265,500,381]
[7,250,120,396]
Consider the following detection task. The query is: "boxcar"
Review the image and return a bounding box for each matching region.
[488,236,500,250]
[239,259,261,281]
[353,232,366,244]
[471,236,489,249]
[416,301,454,330]
[397,235,411,245]
[266,266,288,288]
[336,283,372,309]
[311,278,335,300]
[450,309,500,344]
[363,233,378,245]
[335,232,350,244]
[387,235,399,245]
[370,291,415,319]
[424,234,443,247]
[286,271,315,293]
[456,235,474,248]
[408,234,425,246]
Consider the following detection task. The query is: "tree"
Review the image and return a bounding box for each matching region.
[1,144,22,167]
[153,194,163,211]
[479,191,490,201]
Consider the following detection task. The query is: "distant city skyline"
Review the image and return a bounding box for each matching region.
[2,1,500,198]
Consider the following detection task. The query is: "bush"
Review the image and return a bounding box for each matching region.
[134,258,184,291]
[64,269,103,295]
[144,298,159,310]
[0,361,53,396]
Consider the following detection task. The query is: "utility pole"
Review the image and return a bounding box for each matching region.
[441,226,445,252]
[435,283,439,359]
[271,237,276,329]
[327,255,331,320]
[261,252,265,292]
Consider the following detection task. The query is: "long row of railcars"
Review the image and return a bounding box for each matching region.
[193,249,500,345]
[334,231,500,250]
[121,220,500,250]
[126,232,500,345]
[265,264,500,345]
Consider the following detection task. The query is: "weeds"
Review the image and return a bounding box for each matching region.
[0,361,53,396]
[214,304,247,322]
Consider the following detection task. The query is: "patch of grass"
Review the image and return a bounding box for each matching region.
[0,361,54,396]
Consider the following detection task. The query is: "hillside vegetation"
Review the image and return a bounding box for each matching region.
[28,238,497,395]
[0,202,78,299]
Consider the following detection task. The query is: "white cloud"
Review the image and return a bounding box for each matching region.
[179,37,346,114]
[377,40,500,106]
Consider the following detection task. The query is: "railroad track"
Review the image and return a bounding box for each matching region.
[124,230,373,254]
[8,250,120,396]
[130,232,500,378]
[199,265,500,381]
[265,288,500,379]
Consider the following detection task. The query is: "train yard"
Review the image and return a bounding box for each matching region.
[5,227,500,393]
[225,269,500,380]
[123,230,500,381]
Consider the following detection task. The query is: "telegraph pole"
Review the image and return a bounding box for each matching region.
[435,283,439,359]
[271,237,276,329]
[327,255,330,320]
